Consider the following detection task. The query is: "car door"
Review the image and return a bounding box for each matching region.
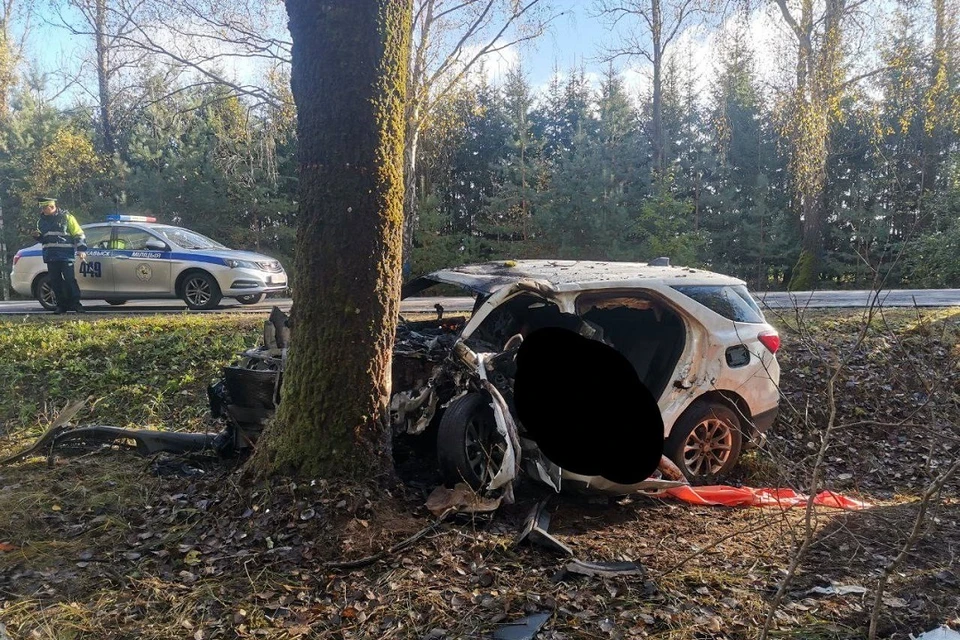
[111,226,172,295]
[74,225,115,296]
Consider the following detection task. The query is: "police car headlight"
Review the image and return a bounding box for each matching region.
[224,259,259,269]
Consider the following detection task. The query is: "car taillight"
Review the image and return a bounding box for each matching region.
[758,332,780,354]
[12,251,21,266]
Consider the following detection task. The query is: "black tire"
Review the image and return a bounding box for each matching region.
[436,393,506,491]
[105,299,127,306]
[181,271,222,310]
[236,293,265,305]
[35,274,57,310]
[665,401,743,484]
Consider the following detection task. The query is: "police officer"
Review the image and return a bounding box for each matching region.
[32,197,87,314]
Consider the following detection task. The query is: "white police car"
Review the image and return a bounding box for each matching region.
[10,215,288,310]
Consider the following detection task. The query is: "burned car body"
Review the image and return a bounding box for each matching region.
[9,260,778,499]
[392,260,781,493]
[192,259,779,498]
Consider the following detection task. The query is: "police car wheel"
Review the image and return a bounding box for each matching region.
[236,294,264,305]
[36,275,58,310]
[182,272,222,310]
[105,299,127,306]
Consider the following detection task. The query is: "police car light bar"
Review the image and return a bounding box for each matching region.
[106,214,157,222]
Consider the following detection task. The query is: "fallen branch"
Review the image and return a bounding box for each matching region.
[0,399,86,465]
[659,514,784,576]
[323,514,450,571]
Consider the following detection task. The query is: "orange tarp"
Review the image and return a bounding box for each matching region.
[661,485,871,510]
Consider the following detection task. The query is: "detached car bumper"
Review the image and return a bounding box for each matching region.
[743,405,779,448]
[751,406,779,434]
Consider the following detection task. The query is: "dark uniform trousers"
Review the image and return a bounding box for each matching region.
[48,260,81,310]
[38,208,86,311]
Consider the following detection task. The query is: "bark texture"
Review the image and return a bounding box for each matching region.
[94,0,115,155]
[249,0,412,480]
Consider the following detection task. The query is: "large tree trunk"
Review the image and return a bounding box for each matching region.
[249,0,412,480]
[401,0,432,275]
[651,0,664,174]
[401,114,420,271]
[0,205,9,300]
[780,0,835,291]
[922,0,950,209]
[0,16,11,301]
[94,0,115,156]
[0,28,14,118]
[790,183,825,290]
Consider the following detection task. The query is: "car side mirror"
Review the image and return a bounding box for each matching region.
[145,239,167,251]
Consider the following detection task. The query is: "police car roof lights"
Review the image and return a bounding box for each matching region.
[106,214,157,222]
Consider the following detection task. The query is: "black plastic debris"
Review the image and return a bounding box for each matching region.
[492,612,551,640]
[564,559,644,578]
[513,498,573,556]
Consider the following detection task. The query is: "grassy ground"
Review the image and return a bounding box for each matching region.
[0,314,266,437]
[1,308,959,639]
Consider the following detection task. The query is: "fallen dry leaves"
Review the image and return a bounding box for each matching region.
[0,309,958,639]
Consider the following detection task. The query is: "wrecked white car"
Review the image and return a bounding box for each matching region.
[8,260,780,502]
[392,260,781,494]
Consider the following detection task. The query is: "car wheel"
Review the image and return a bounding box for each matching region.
[436,393,506,491]
[236,293,265,305]
[35,274,58,310]
[665,402,743,484]
[181,272,222,310]
[105,299,127,306]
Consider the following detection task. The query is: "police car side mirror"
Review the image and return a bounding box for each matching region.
[144,239,167,251]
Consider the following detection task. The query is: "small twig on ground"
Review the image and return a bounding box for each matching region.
[324,513,450,571]
[659,513,784,576]
[868,457,960,640]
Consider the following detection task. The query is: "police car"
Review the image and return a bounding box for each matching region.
[10,215,288,310]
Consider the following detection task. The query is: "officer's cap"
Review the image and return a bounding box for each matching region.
[38,197,57,207]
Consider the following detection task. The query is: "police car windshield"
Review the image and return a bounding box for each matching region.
[154,226,226,250]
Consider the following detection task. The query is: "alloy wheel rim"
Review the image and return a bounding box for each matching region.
[40,282,57,307]
[464,414,505,484]
[682,417,734,476]
[185,278,211,306]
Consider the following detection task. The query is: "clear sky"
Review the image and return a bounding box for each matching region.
[458,1,791,104]
[12,0,801,109]
[470,1,651,94]
[526,1,612,81]
[16,0,665,108]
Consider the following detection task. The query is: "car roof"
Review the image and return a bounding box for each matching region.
[405,259,745,296]
[85,221,165,228]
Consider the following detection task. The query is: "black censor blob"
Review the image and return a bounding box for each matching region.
[513,326,663,485]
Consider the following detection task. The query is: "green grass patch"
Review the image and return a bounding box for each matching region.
[0,314,265,439]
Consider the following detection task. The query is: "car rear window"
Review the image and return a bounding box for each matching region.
[671,285,765,324]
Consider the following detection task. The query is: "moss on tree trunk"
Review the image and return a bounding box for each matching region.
[788,249,818,291]
[248,0,412,480]
[788,188,825,291]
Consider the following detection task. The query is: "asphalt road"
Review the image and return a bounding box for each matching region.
[0,296,472,315]
[1,289,959,316]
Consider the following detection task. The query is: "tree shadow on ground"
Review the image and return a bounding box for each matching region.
[787,502,960,639]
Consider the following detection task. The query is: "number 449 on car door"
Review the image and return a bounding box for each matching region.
[79,261,102,278]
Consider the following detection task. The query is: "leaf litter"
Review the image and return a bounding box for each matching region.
[0,309,959,638]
